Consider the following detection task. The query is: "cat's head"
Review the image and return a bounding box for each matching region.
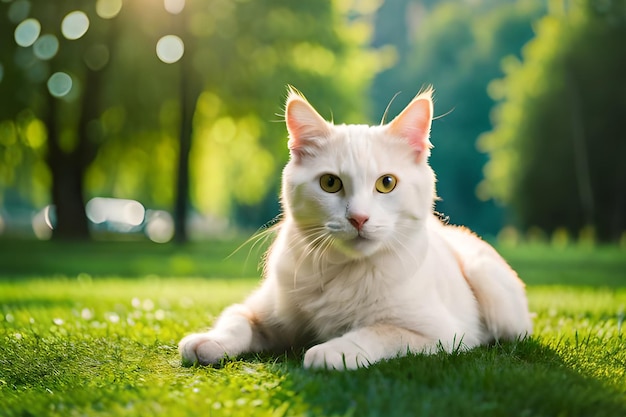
[281,87,436,258]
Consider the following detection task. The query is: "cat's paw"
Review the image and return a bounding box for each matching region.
[303,338,372,370]
[178,333,228,366]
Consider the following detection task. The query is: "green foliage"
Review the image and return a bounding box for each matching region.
[0,0,386,230]
[480,0,626,241]
[1,242,625,416]
[371,0,543,236]
[186,0,389,223]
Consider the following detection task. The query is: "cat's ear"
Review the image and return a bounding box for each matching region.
[387,87,433,161]
[285,86,331,161]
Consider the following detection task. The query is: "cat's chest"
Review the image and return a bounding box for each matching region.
[286,261,394,339]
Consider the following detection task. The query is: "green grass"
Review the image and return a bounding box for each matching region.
[0,239,265,278]
[1,240,625,416]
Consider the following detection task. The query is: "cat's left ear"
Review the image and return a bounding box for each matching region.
[285,87,331,161]
[387,87,433,161]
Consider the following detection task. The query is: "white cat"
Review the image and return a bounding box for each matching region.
[179,87,533,370]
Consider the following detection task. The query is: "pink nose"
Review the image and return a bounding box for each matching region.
[348,214,369,231]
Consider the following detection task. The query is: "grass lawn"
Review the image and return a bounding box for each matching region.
[1,240,625,416]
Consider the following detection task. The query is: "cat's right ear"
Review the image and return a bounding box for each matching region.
[387,87,434,162]
[285,87,331,161]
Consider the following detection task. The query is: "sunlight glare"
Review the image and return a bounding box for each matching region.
[33,34,59,60]
[61,11,90,40]
[86,198,106,224]
[14,18,41,47]
[8,0,30,24]
[145,210,174,243]
[96,0,123,19]
[86,197,146,227]
[47,72,73,98]
[164,0,185,15]
[123,201,145,226]
[32,205,54,240]
[156,35,184,64]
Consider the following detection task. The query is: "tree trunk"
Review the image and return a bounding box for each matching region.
[49,159,91,240]
[173,69,193,243]
[46,62,105,240]
[173,9,200,244]
[45,93,91,240]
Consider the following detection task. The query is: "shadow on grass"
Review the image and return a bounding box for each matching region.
[252,339,626,417]
[5,328,623,416]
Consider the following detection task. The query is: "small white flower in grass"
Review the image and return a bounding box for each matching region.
[53,318,64,326]
[105,312,120,323]
[131,297,141,309]
[14,333,22,340]
[81,308,94,320]
[193,387,200,393]
[142,299,154,311]
[5,313,14,323]
[155,309,166,321]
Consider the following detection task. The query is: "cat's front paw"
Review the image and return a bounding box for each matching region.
[179,333,228,366]
[303,338,372,370]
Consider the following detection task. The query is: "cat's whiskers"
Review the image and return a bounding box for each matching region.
[291,226,331,289]
[227,220,281,273]
[314,234,336,291]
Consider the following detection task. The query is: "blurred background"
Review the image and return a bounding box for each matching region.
[0,0,624,245]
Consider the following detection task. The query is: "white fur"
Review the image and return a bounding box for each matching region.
[179,89,532,370]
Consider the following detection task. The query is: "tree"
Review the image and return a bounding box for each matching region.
[183,0,388,230]
[479,0,626,241]
[370,0,543,236]
[1,0,385,240]
[0,1,122,239]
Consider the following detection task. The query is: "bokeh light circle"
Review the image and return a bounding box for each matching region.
[96,0,123,19]
[84,44,110,71]
[145,210,174,243]
[33,34,59,60]
[164,0,185,15]
[8,0,31,24]
[14,18,41,47]
[47,72,73,98]
[62,11,90,40]
[156,35,184,64]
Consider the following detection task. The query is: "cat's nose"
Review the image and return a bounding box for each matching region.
[348,214,369,231]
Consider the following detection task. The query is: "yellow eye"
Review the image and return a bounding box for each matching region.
[320,174,343,193]
[375,175,397,193]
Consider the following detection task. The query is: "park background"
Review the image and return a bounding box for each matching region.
[1,1,626,416]
[1,0,624,245]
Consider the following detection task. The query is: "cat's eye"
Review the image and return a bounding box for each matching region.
[375,175,397,193]
[319,174,343,193]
